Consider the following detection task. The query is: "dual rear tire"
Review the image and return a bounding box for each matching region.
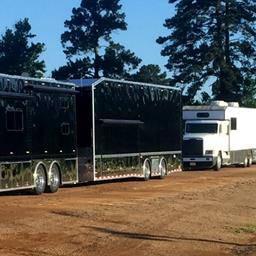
[214,152,253,170]
[33,163,61,195]
[143,158,167,180]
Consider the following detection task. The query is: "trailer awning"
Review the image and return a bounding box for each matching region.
[99,119,144,126]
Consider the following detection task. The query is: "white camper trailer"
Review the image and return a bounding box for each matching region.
[182,101,256,170]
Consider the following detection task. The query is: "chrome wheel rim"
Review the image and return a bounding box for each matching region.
[143,160,151,179]
[160,159,167,177]
[50,165,60,189]
[34,166,46,193]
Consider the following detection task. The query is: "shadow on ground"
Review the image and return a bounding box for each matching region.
[86,226,256,248]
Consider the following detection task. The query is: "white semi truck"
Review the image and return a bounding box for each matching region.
[182,101,256,170]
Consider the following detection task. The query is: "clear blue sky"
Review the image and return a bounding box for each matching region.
[0,0,175,77]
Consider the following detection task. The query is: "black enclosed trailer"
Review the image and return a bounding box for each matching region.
[72,78,182,182]
[0,75,182,194]
[0,73,77,194]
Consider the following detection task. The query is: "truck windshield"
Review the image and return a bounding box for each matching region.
[186,123,218,133]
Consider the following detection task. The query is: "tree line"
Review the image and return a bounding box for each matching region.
[0,0,255,106]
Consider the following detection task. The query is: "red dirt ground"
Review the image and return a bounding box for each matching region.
[1,167,256,256]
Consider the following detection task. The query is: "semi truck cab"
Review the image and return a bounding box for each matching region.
[183,119,229,170]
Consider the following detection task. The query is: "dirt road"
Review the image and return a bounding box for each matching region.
[1,167,256,256]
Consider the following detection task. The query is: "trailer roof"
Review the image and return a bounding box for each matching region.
[69,78,98,87]
[0,73,75,87]
[70,77,180,91]
[183,105,228,111]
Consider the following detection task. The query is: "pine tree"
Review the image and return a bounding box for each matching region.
[57,0,140,79]
[129,64,170,85]
[101,42,141,79]
[157,0,256,105]
[52,58,92,80]
[0,18,45,77]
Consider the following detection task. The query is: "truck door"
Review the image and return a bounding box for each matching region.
[219,121,230,154]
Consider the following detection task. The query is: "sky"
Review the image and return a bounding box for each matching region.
[0,0,175,77]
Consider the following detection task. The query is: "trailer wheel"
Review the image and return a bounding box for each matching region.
[243,156,248,168]
[33,164,46,195]
[159,158,167,179]
[143,159,151,181]
[248,155,252,167]
[214,154,222,171]
[46,163,60,193]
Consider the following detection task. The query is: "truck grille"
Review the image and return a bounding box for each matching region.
[182,138,203,157]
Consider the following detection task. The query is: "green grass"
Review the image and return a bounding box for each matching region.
[235,224,256,234]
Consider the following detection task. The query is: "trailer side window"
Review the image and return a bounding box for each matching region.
[231,118,237,130]
[6,110,24,131]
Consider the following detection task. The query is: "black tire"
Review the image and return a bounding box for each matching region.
[214,153,222,171]
[143,159,151,181]
[33,165,46,195]
[46,163,60,193]
[243,155,248,168]
[159,158,167,179]
[247,155,252,167]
